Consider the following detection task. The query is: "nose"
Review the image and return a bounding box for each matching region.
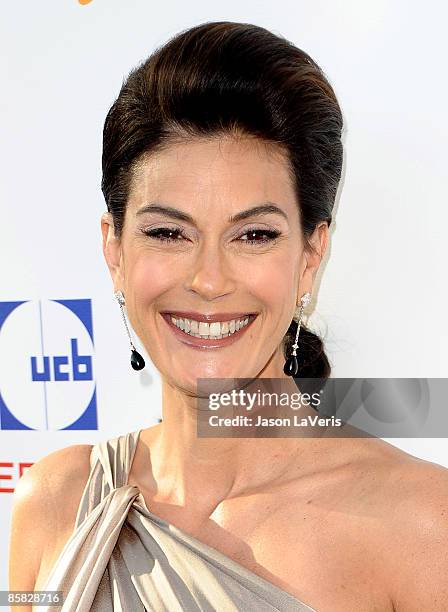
[184,238,237,301]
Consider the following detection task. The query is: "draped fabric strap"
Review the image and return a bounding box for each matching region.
[42,484,142,611]
[74,428,139,529]
[41,430,317,612]
[41,430,143,611]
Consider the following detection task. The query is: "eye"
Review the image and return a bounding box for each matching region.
[142,227,187,243]
[237,228,280,245]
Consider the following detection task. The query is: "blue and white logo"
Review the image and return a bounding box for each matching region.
[0,299,97,430]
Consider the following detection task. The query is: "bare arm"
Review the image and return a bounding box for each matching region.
[8,444,93,612]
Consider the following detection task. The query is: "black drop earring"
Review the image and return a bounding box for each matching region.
[114,290,146,371]
[283,292,311,377]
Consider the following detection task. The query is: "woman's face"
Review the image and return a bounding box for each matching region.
[102,135,325,391]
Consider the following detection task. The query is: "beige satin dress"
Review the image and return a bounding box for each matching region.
[41,429,317,611]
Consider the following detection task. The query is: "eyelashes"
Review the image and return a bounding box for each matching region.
[141,226,281,246]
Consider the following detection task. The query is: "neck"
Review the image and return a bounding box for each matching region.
[145,347,332,514]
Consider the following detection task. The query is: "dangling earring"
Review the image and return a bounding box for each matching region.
[283,292,312,377]
[114,290,146,371]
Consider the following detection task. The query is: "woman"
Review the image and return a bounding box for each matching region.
[9,20,448,612]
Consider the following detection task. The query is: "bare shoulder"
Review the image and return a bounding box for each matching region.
[377,444,448,524]
[320,438,448,611]
[9,443,93,596]
[352,437,448,521]
[368,443,448,611]
[366,438,448,511]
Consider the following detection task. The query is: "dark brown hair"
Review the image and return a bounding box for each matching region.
[101,21,344,379]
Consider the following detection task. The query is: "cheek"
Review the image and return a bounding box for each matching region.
[127,254,174,303]
[244,256,297,306]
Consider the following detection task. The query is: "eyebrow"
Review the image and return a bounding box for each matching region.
[135,202,288,224]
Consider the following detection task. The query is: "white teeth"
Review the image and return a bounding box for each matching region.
[169,315,251,338]
[209,322,221,336]
[198,322,209,336]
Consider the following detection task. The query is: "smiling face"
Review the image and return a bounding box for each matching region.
[102,135,327,391]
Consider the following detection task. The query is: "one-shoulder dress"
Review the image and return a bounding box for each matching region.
[40,429,317,611]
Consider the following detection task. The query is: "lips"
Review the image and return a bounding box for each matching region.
[160,312,257,349]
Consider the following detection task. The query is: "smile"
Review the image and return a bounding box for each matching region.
[160,313,257,349]
[172,314,251,338]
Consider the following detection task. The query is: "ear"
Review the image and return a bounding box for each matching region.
[297,222,329,301]
[100,212,124,290]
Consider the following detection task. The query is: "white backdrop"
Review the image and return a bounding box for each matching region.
[1,0,447,592]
